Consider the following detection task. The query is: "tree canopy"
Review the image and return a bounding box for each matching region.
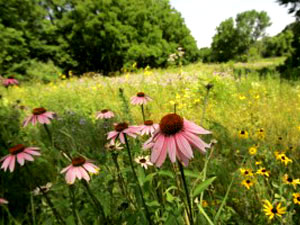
[0,0,199,77]
[211,10,271,62]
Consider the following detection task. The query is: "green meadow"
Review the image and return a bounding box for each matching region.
[1,57,300,224]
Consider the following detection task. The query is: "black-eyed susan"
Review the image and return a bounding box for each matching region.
[248,146,257,155]
[255,161,262,165]
[293,193,300,205]
[256,128,265,139]
[262,200,286,220]
[241,179,254,189]
[283,174,300,189]
[276,153,292,166]
[238,130,248,139]
[256,168,270,178]
[240,168,254,176]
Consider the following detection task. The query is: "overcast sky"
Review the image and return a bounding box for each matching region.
[169,0,295,48]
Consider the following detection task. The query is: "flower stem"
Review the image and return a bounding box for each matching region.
[30,192,36,225]
[178,161,193,225]
[82,181,108,224]
[43,124,52,144]
[124,134,153,225]
[25,166,65,225]
[201,88,211,126]
[69,185,79,225]
[141,104,146,122]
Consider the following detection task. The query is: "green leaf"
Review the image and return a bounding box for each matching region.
[192,177,216,197]
[158,170,174,178]
[184,169,200,178]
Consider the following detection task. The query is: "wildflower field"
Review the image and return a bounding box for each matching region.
[1,57,300,224]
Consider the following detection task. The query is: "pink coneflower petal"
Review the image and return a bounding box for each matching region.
[9,156,16,172]
[144,113,211,167]
[167,136,176,163]
[74,167,82,179]
[24,149,40,156]
[83,163,98,173]
[175,133,193,159]
[22,153,34,161]
[107,131,118,140]
[1,157,11,171]
[79,167,90,181]
[66,168,76,184]
[61,165,72,174]
[17,153,25,166]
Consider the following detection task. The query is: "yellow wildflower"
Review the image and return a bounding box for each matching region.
[240,168,254,176]
[262,200,286,220]
[283,174,300,189]
[249,146,257,155]
[241,179,254,189]
[238,130,248,139]
[293,193,300,205]
[256,168,270,178]
[276,153,292,166]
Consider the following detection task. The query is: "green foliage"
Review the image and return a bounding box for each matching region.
[0,0,199,77]
[211,10,271,62]
[262,29,294,57]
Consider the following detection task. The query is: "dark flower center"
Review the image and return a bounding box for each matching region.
[260,129,264,132]
[297,197,300,201]
[241,131,245,134]
[32,107,47,115]
[9,144,25,155]
[101,109,109,113]
[144,120,153,126]
[281,156,286,160]
[262,169,266,172]
[72,157,86,166]
[137,92,145,97]
[139,158,147,163]
[287,177,293,183]
[8,76,15,79]
[271,208,277,214]
[246,180,251,184]
[245,171,249,175]
[159,113,183,136]
[278,137,282,140]
[115,122,128,132]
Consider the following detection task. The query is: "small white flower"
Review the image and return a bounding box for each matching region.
[135,156,153,169]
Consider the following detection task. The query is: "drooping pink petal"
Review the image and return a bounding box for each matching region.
[66,167,76,184]
[74,167,82,180]
[83,163,98,173]
[22,153,34,161]
[151,134,165,163]
[61,165,72,174]
[17,153,25,166]
[107,131,118,140]
[24,149,41,156]
[176,149,189,167]
[9,156,16,172]
[79,167,90,182]
[155,140,168,167]
[23,116,32,127]
[32,116,37,125]
[184,120,211,134]
[119,133,125,144]
[181,132,209,154]
[175,133,193,159]
[167,136,176,163]
[1,156,12,171]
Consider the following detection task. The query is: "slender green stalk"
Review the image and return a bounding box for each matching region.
[199,146,215,206]
[30,193,36,225]
[43,124,52,144]
[198,205,214,225]
[124,134,153,225]
[200,84,213,126]
[69,186,79,225]
[178,162,193,225]
[82,181,108,224]
[141,104,146,122]
[25,167,65,225]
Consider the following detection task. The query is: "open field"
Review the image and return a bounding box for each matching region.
[1,57,300,224]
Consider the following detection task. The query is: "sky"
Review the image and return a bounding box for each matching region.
[169,0,295,48]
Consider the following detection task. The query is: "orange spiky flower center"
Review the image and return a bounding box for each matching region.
[101,109,109,113]
[32,107,47,115]
[159,113,183,136]
[115,122,129,132]
[9,144,25,155]
[72,156,86,167]
[137,92,145,97]
[144,120,153,126]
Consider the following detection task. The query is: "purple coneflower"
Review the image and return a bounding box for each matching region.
[0,198,8,205]
[139,120,159,136]
[0,144,40,172]
[60,156,99,185]
[96,109,114,119]
[23,107,55,127]
[144,113,211,167]
[107,122,141,144]
[130,92,152,105]
[3,76,18,87]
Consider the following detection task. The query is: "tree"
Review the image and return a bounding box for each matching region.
[277,0,300,18]
[211,10,271,62]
